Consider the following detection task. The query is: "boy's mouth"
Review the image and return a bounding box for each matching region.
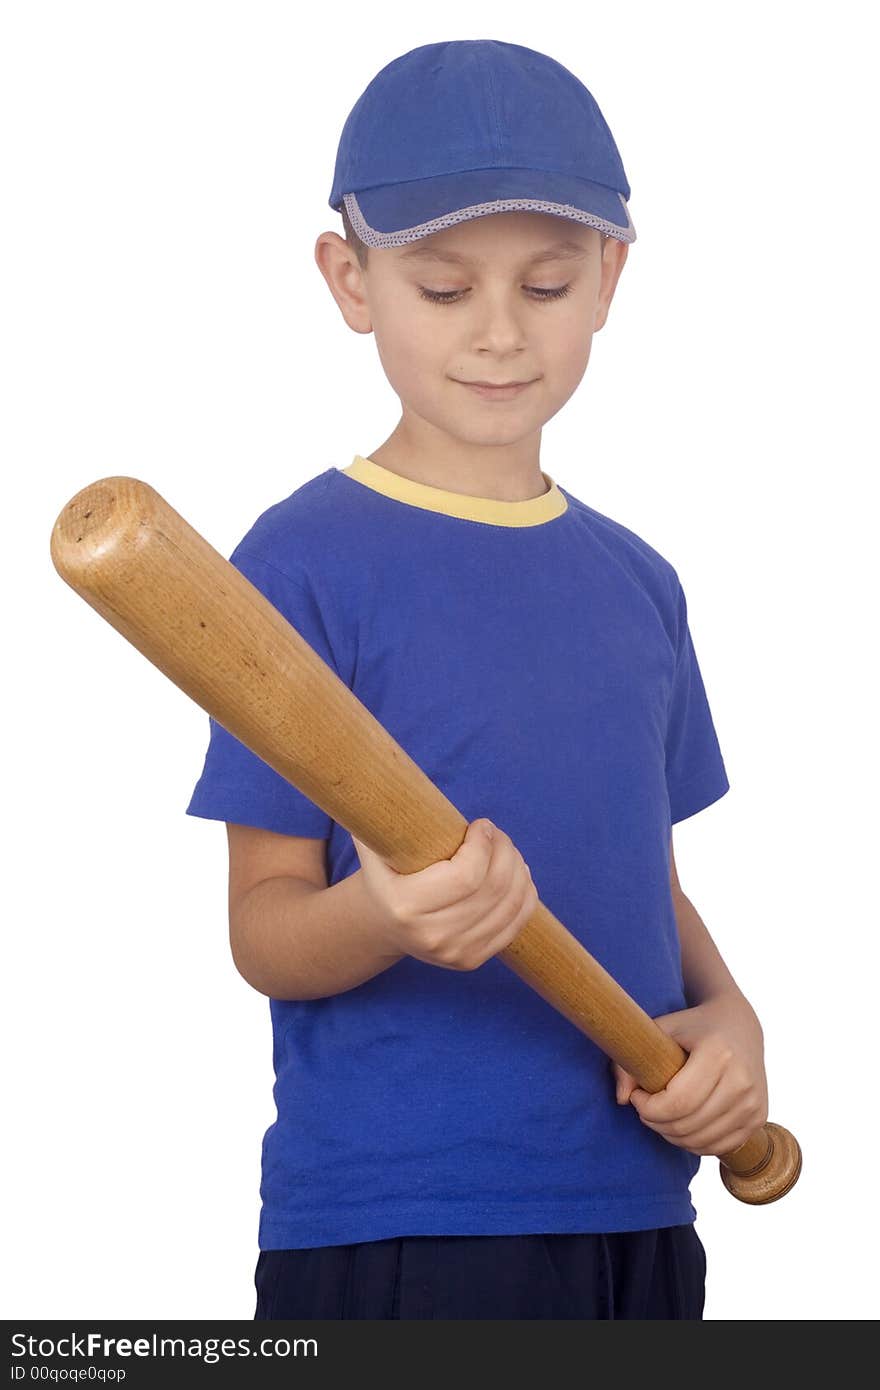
[455,379,537,399]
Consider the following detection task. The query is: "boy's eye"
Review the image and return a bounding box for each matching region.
[417,284,572,304]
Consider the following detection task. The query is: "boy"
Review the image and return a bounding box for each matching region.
[186,40,768,1319]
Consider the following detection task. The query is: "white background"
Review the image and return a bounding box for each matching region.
[3,0,877,1321]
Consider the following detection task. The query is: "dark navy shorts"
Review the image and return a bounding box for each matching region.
[254,1224,706,1319]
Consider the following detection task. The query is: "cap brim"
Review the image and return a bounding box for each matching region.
[339,166,635,246]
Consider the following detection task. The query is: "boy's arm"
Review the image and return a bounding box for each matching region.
[227,824,404,1000]
[670,833,758,1017]
[612,835,769,1155]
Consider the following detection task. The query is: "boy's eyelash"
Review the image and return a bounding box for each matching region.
[417,284,572,304]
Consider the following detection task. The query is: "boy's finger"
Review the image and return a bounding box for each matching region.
[610,1062,638,1104]
[631,1061,721,1124]
[351,834,396,875]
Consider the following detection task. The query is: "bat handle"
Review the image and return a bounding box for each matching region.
[500,908,802,1204]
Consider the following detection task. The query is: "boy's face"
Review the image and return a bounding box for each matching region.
[317,210,627,459]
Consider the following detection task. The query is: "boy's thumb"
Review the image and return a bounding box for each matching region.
[470,818,494,844]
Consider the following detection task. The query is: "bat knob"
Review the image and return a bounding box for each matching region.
[718,1122,802,1204]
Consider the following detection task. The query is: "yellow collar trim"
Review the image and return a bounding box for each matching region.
[340,455,568,528]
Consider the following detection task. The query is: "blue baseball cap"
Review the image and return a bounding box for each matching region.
[329,39,636,248]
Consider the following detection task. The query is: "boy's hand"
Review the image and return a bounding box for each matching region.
[610,993,769,1156]
[351,819,538,972]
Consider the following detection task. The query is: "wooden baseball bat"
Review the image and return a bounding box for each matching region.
[50,476,801,1204]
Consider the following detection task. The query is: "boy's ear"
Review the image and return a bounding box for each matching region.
[593,237,628,333]
[314,230,373,336]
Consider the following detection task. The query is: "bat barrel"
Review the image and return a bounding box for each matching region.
[50,475,461,869]
[50,476,801,1205]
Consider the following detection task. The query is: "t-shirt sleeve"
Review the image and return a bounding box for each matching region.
[185,545,343,838]
[665,579,730,824]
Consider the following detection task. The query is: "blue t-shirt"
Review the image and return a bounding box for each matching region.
[186,455,730,1248]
